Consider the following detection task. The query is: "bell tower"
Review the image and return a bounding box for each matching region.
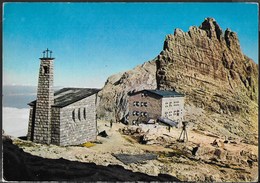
[33,49,55,144]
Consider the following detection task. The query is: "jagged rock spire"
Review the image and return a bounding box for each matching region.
[199,17,223,41]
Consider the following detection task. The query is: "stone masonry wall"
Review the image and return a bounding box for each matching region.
[59,94,97,146]
[27,108,34,140]
[128,91,162,125]
[50,107,60,145]
[33,59,54,144]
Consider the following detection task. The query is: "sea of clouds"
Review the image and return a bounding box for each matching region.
[3,107,30,137]
[2,85,36,137]
[3,85,64,137]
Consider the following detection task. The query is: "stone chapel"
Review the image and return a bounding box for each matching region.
[27,49,100,146]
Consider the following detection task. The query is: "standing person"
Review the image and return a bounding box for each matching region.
[110,119,113,128]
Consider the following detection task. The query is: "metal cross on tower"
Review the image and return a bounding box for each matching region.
[42,51,46,58]
[46,48,50,58]
[41,48,53,59]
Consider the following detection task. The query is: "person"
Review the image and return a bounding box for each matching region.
[168,125,171,132]
[110,120,113,128]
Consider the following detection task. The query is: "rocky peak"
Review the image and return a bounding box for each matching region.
[199,17,223,41]
[156,18,258,142]
[224,28,241,51]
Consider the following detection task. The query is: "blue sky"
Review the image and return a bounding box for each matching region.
[3,2,258,88]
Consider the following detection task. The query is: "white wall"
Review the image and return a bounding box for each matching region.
[161,97,185,123]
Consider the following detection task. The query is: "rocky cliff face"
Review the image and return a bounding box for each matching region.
[156,18,258,142]
[157,18,258,109]
[97,18,258,143]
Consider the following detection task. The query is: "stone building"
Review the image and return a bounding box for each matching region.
[27,49,100,146]
[128,90,185,126]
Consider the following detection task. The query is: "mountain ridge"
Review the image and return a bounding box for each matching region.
[97,17,258,144]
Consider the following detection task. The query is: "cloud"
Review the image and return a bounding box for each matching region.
[6,93,37,96]
[3,107,30,137]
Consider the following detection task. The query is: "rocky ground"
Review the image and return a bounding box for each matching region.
[3,139,178,181]
[5,119,258,182]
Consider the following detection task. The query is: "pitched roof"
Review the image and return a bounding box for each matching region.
[129,89,184,98]
[145,90,184,98]
[28,88,100,108]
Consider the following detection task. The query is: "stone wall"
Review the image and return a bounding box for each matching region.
[59,94,97,146]
[27,107,34,141]
[128,91,162,125]
[50,107,60,145]
[33,59,54,144]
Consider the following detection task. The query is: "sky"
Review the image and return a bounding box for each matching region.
[3,2,259,88]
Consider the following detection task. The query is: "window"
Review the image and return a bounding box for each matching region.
[42,66,49,74]
[136,101,140,107]
[78,108,81,121]
[133,102,136,106]
[144,112,148,117]
[174,101,180,106]
[165,102,168,108]
[83,108,86,119]
[144,102,148,107]
[169,102,172,107]
[141,102,144,107]
[72,110,76,122]
[132,111,140,116]
[142,92,148,97]
[140,112,144,116]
